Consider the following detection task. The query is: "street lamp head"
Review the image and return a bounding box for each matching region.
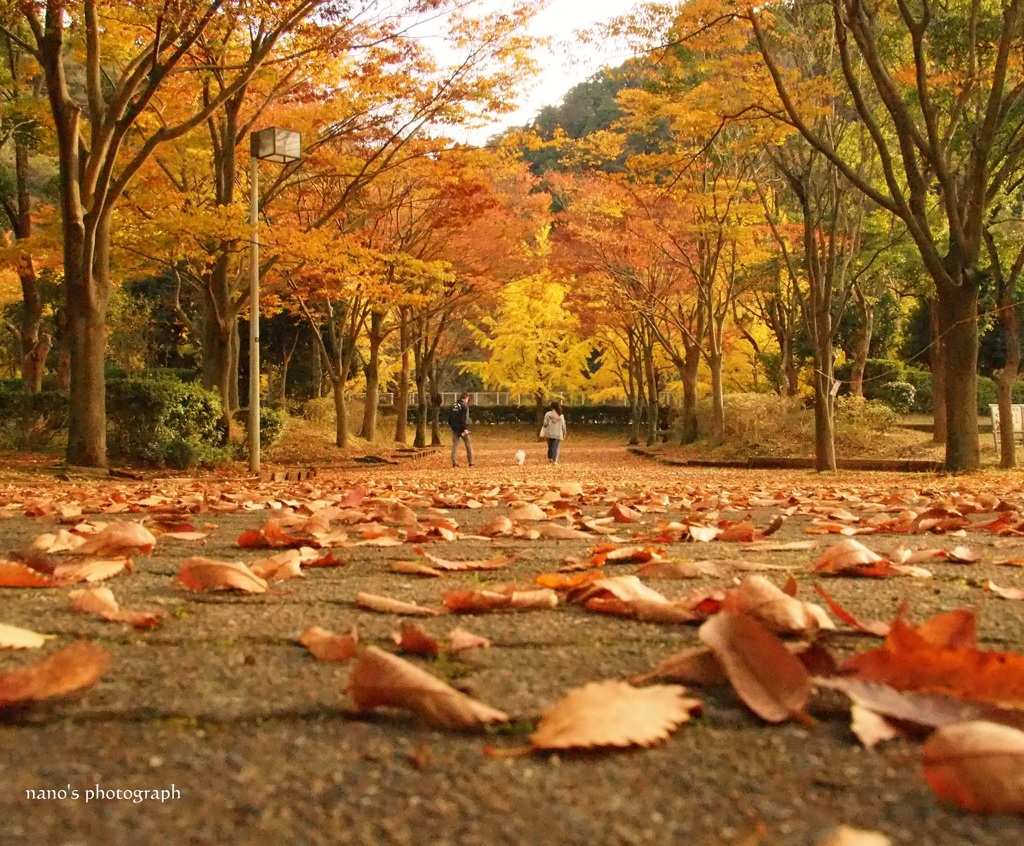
[251,127,302,163]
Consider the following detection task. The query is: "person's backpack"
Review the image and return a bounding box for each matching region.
[447,401,464,430]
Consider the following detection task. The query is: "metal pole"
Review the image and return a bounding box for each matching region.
[248,156,261,476]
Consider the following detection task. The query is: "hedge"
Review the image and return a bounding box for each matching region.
[0,388,69,449]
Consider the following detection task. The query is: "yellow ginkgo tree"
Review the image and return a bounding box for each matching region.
[466,274,594,421]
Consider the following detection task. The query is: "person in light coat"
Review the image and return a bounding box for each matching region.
[541,401,566,464]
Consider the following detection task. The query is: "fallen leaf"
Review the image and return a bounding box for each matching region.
[0,623,54,649]
[298,626,358,662]
[357,593,441,616]
[814,826,892,846]
[726,576,834,635]
[0,560,55,587]
[841,617,1024,709]
[635,560,721,579]
[176,558,268,594]
[68,588,163,629]
[72,521,156,557]
[812,539,895,577]
[416,548,518,572]
[608,502,642,523]
[922,721,1024,813]
[346,646,508,729]
[448,627,491,652]
[530,681,701,750]
[813,583,890,637]
[699,611,811,723]
[850,704,903,748]
[478,515,514,537]
[0,642,109,708]
[510,503,547,521]
[630,646,727,687]
[388,560,444,577]
[442,588,558,613]
[53,558,131,584]
[944,546,982,564]
[987,580,1024,600]
[392,622,441,656]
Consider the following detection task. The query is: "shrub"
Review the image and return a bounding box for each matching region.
[0,388,68,450]
[836,395,897,433]
[107,377,227,467]
[236,405,289,454]
[302,396,335,425]
[902,368,933,413]
[874,381,916,414]
[693,393,811,454]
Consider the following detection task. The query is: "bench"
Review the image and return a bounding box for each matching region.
[990,403,1024,449]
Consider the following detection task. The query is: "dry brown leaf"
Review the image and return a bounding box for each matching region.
[584,597,702,625]
[530,681,700,750]
[391,622,441,656]
[0,623,54,649]
[416,548,518,572]
[945,545,982,564]
[69,588,163,629]
[442,588,558,613]
[812,539,895,577]
[53,557,131,584]
[916,609,978,648]
[346,646,508,729]
[687,524,721,542]
[533,523,593,540]
[388,560,444,578]
[357,593,441,616]
[850,704,903,748]
[509,503,547,521]
[699,611,811,723]
[726,575,834,635]
[922,721,1024,813]
[608,502,642,523]
[478,515,514,537]
[250,553,305,582]
[988,580,1024,600]
[0,641,109,708]
[630,646,727,687]
[72,521,156,557]
[635,560,722,579]
[0,560,55,587]
[448,627,491,652]
[32,529,86,553]
[814,827,892,846]
[298,626,358,662]
[176,557,268,594]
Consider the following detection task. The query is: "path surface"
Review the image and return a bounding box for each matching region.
[1,438,1024,846]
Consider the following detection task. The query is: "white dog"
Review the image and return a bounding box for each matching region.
[514,449,526,466]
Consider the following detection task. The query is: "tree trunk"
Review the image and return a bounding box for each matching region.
[929,299,947,445]
[395,308,410,444]
[811,308,836,471]
[937,282,980,472]
[643,341,658,447]
[12,141,47,392]
[708,350,725,445]
[360,312,383,440]
[414,373,428,448]
[65,211,111,467]
[849,293,874,399]
[333,378,348,448]
[429,359,442,446]
[202,314,235,444]
[679,351,699,445]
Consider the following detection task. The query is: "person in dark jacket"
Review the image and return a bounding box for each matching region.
[448,393,474,467]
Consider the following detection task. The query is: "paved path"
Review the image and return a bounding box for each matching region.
[1,439,1023,845]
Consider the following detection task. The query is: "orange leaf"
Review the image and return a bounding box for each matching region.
[448,627,491,652]
[415,547,518,572]
[357,593,440,616]
[298,626,358,662]
[841,618,1024,708]
[630,646,727,687]
[608,502,641,523]
[535,569,604,590]
[53,557,131,584]
[0,560,55,587]
[392,622,441,656]
[68,587,163,629]
[717,520,756,542]
[923,721,1024,813]
[0,642,109,708]
[699,611,811,723]
[530,681,700,750]
[813,583,890,637]
[72,521,155,557]
[346,646,508,729]
[725,575,834,635]
[176,558,268,594]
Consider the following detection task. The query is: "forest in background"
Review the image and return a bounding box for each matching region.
[1,0,1023,473]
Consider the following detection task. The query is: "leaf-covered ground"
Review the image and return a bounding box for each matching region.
[2,435,1024,845]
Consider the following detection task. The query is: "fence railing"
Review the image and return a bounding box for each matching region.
[346,391,630,407]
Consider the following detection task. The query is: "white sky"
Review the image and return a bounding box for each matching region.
[457,0,643,145]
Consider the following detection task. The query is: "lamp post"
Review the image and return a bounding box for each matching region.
[249,127,301,475]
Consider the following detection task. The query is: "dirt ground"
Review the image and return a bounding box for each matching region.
[2,433,1024,846]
